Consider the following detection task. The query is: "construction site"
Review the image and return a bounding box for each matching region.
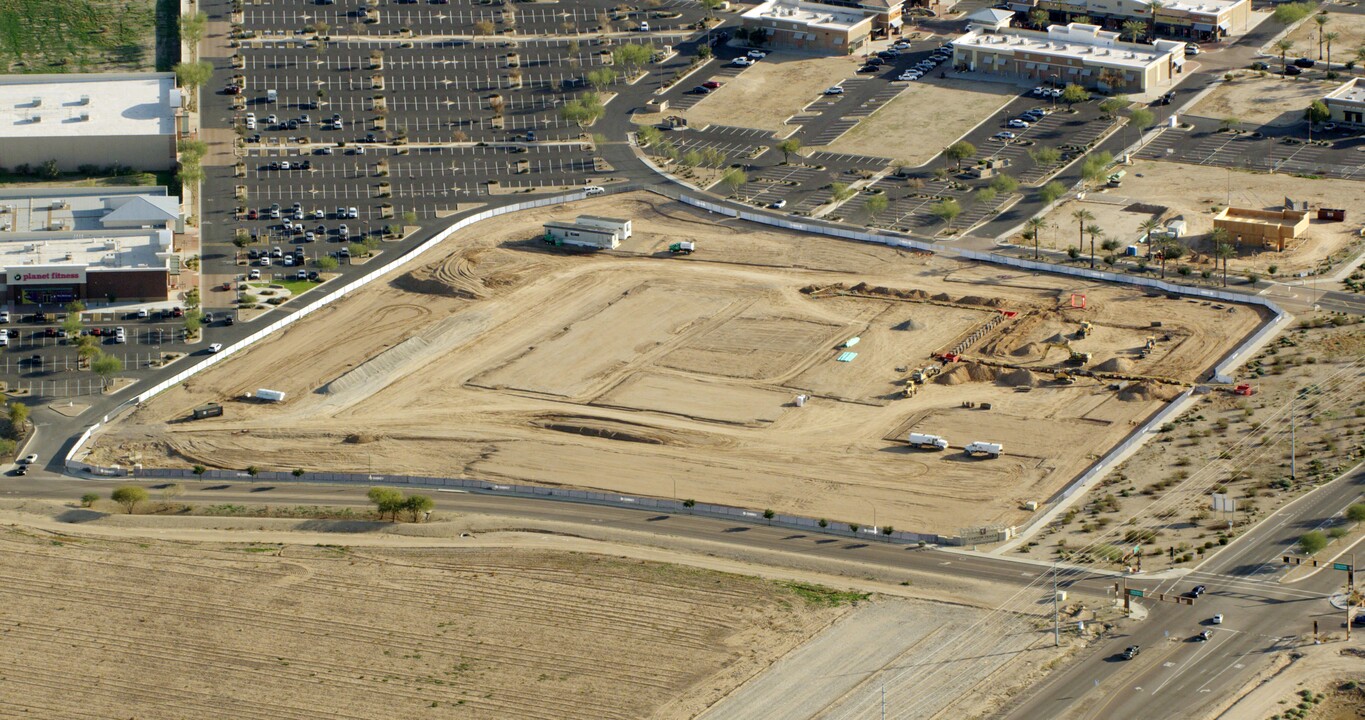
[85,193,1270,536]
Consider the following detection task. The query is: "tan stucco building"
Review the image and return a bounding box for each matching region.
[1323,78,1365,127]
[740,0,876,54]
[1014,0,1251,41]
[1213,207,1310,252]
[952,23,1185,93]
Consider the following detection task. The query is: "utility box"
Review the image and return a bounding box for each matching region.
[1317,208,1346,222]
[191,402,223,420]
[254,388,286,402]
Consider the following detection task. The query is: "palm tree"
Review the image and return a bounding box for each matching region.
[1275,39,1294,74]
[1314,13,1330,60]
[1121,19,1146,44]
[1148,0,1165,40]
[1138,217,1162,256]
[1210,227,1234,286]
[1072,209,1095,265]
[1357,46,1365,76]
[1024,217,1048,260]
[1085,223,1104,269]
[1324,32,1339,72]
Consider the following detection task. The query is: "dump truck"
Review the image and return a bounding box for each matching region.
[965,441,1003,458]
[907,432,950,450]
[668,241,695,254]
[910,366,940,383]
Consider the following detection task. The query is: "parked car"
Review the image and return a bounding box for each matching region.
[248,269,261,280]
[732,57,753,67]
[114,327,126,344]
[208,343,223,353]
[1284,65,1303,76]
[702,80,723,89]
[858,64,880,73]
[824,85,845,95]
[1007,119,1030,129]
[747,50,767,59]
[20,454,36,465]
[1211,614,1224,624]
[691,85,711,94]
[992,131,1016,141]
[770,199,787,209]
[1294,57,1315,68]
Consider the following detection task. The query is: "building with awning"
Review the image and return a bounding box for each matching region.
[952,23,1185,93]
[740,0,877,53]
[1323,78,1365,128]
[1014,0,1250,41]
[966,7,1015,31]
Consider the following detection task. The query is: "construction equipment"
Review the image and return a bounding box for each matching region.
[965,441,1003,458]
[1078,321,1093,339]
[908,433,950,450]
[1144,336,1156,349]
[910,366,940,383]
[902,382,918,398]
[668,241,695,254]
[1054,372,1076,385]
[1068,350,1092,365]
[1234,383,1254,396]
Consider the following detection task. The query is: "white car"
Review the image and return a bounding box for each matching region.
[1,311,11,323]
[248,269,261,280]
[347,207,359,218]
[583,186,605,195]
[993,131,1016,141]
[114,327,126,344]
[770,199,787,209]
[1032,86,1049,97]
[20,454,36,465]
[731,57,753,67]
[312,209,325,219]
[1211,614,1224,624]
[1050,88,1064,98]
[208,343,223,353]
[1007,119,1029,129]
[893,41,912,50]
[898,72,920,81]
[747,50,767,59]
[824,86,845,95]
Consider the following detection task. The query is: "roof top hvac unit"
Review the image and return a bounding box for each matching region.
[51,200,67,210]
[78,95,90,106]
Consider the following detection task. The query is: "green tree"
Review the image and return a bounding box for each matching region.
[943,141,976,170]
[183,308,203,336]
[1081,151,1114,186]
[1314,12,1330,60]
[990,173,1019,194]
[701,0,723,18]
[613,44,654,76]
[720,167,747,198]
[111,485,149,514]
[865,193,888,222]
[1128,107,1154,131]
[1072,208,1095,266]
[80,492,100,508]
[1213,238,1235,287]
[1085,223,1104,269]
[1272,1,1313,25]
[60,312,82,338]
[1029,8,1050,28]
[1324,31,1339,71]
[1061,84,1090,108]
[1346,503,1365,523]
[976,187,997,204]
[681,150,702,169]
[404,494,435,522]
[1040,181,1067,204]
[830,182,855,203]
[763,508,775,524]
[697,44,713,60]
[1219,116,1242,132]
[1029,147,1062,167]
[1098,96,1128,119]
[368,487,405,521]
[193,465,206,476]
[586,67,617,92]
[173,61,214,110]
[1298,529,1328,554]
[1304,99,1331,140]
[180,12,209,54]
[1121,19,1146,43]
[636,125,663,148]
[76,338,100,370]
[1024,217,1048,259]
[777,138,802,165]
[92,353,123,390]
[7,401,28,439]
[930,198,962,228]
[316,255,340,271]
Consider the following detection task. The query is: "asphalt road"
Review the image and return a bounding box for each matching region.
[1000,463,1365,719]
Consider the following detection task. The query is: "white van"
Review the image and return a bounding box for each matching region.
[266,88,278,103]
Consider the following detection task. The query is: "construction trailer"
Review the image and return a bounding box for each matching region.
[190,402,223,420]
[574,215,633,239]
[543,221,619,250]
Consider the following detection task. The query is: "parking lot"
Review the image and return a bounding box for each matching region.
[1136,122,1365,180]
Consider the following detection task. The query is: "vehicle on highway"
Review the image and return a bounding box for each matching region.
[208,343,223,354]
[1189,584,1207,598]
[824,86,845,95]
[1122,645,1140,659]
[858,64,880,73]
[583,186,605,196]
[1211,613,1223,624]
[770,199,787,209]
[1196,629,1212,641]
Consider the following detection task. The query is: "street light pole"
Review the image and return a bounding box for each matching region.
[1053,561,1060,646]
[1290,390,1297,481]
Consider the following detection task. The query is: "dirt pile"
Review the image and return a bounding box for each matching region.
[1117,382,1180,402]
[958,295,1006,308]
[1095,357,1135,373]
[997,368,1038,387]
[1010,342,1047,358]
[935,363,999,385]
[344,433,378,444]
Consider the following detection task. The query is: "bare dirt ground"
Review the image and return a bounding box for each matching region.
[1022,313,1365,571]
[1282,12,1365,68]
[1040,160,1365,276]
[0,505,845,720]
[1190,74,1336,127]
[86,192,1265,536]
[683,54,860,132]
[1209,643,1365,720]
[824,79,1017,164]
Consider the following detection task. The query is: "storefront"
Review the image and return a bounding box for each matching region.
[4,264,169,307]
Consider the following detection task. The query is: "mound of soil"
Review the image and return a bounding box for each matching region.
[1118,382,1179,402]
[958,295,1005,307]
[1096,357,1135,373]
[1011,342,1046,358]
[344,433,378,444]
[847,282,931,300]
[935,362,998,385]
[932,293,953,302]
[997,368,1038,387]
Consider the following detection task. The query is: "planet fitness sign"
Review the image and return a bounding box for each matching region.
[6,266,86,285]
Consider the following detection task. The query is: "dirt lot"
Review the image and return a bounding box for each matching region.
[1039,160,1365,276]
[825,79,1017,163]
[684,54,860,132]
[0,507,845,720]
[1282,11,1365,68]
[1190,73,1336,127]
[1025,314,1365,572]
[86,193,1266,535]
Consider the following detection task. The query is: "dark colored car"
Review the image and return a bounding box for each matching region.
[858,64,880,73]
[1284,65,1303,76]
[1189,584,1207,598]
[691,85,711,94]
[1294,57,1315,68]
[1123,645,1139,659]
[224,316,235,326]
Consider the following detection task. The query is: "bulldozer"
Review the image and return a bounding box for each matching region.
[1068,350,1092,366]
[1077,321,1093,339]
[1054,372,1077,385]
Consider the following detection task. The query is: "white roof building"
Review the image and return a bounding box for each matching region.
[952,23,1185,93]
[0,73,180,171]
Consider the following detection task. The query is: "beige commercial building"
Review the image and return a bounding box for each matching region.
[1015,0,1251,41]
[1213,207,1310,252]
[952,23,1186,93]
[0,73,182,172]
[1323,78,1365,127]
[740,0,876,54]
